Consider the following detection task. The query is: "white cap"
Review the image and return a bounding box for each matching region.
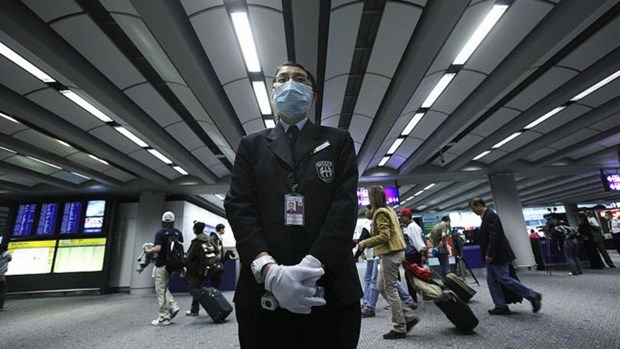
[162,211,175,222]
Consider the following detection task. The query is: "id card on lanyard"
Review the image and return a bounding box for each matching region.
[284,183,305,226]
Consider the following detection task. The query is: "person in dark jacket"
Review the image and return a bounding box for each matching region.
[469,197,542,315]
[578,214,606,269]
[182,221,212,316]
[224,62,362,348]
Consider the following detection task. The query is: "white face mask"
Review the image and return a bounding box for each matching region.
[273,80,313,121]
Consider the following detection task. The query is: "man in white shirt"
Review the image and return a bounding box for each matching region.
[399,208,426,301]
[604,211,620,255]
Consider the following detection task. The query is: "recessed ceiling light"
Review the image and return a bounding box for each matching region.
[473,150,491,161]
[230,12,261,73]
[401,113,424,136]
[421,73,456,108]
[378,156,390,167]
[88,154,109,165]
[147,149,172,164]
[0,41,56,83]
[453,4,509,65]
[27,156,62,169]
[387,138,405,155]
[252,81,272,115]
[173,166,188,175]
[60,89,113,123]
[0,112,19,123]
[114,126,149,148]
[492,132,522,149]
[570,69,620,102]
[524,106,565,129]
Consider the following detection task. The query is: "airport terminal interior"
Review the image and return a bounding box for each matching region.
[1,0,620,348]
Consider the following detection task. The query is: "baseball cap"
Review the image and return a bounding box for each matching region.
[398,208,412,217]
[162,211,175,222]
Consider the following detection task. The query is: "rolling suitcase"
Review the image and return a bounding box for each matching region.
[443,272,476,302]
[195,286,233,323]
[434,291,479,333]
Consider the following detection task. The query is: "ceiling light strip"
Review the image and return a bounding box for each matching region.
[230,12,262,73]
[387,138,405,155]
[492,131,522,149]
[147,149,173,165]
[27,156,62,169]
[421,73,456,108]
[423,183,436,190]
[524,106,565,129]
[70,171,91,180]
[473,150,491,161]
[0,41,56,83]
[378,156,390,167]
[172,166,188,175]
[264,119,276,129]
[570,69,620,102]
[88,154,109,165]
[0,146,17,153]
[252,81,272,115]
[59,90,113,123]
[453,4,509,65]
[114,126,149,148]
[401,113,425,136]
[0,112,20,123]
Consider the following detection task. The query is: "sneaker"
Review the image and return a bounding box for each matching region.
[383,330,407,340]
[529,292,542,313]
[361,308,375,318]
[170,306,180,320]
[406,316,420,333]
[488,306,511,315]
[185,310,199,316]
[151,318,171,326]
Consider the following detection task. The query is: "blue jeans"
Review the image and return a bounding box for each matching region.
[486,262,535,308]
[563,239,582,275]
[437,252,451,278]
[362,259,414,310]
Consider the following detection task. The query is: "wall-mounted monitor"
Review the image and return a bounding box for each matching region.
[601,169,620,192]
[36,203,60,236]
[12,203,37,237]
[357,186,400,207]
[60,202,82,235]
[83,200,106,234]
[53,238,106,273]
[6,240,56,275]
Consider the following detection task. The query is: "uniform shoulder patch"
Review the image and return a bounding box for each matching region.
[315,160,334,183]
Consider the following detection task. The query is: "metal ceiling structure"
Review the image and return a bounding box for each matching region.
[0,0,619,215]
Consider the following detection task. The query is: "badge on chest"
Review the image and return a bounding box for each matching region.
[284,193,305,226]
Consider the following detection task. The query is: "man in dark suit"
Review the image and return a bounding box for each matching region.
[225,62,362,348]
[468,197,542,315]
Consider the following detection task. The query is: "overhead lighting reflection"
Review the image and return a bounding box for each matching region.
[0,41,56,83]
[570,69,620,102]
[147,149,173,164]
[492,132,522,149]
[524,106,565,129]
[230,12,261,72]
[0,112,19,123]
[252,81,272,115]
[453,4,509,65]
[421,73,455,108]
[114,126,149,148]
[60,89,113,123]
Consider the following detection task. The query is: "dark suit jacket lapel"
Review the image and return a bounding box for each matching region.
[295,121,322,164]
[267,125,294,169]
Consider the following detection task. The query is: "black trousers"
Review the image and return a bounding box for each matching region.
[0,279,6,309]
[236,301,361,349]
[187,275,204,313]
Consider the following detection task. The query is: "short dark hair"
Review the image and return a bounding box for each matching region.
[441,216,450,222]
[193,221,206,235]
[216,224,225,232]
[273,62,319,95]
[468,197,486,208]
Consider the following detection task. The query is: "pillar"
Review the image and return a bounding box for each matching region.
[564,203,579,228]
[130,193,166,294]
[488,173,535,267]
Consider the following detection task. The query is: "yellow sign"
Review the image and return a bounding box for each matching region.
[58,238,106,247]
[8,240,56,249]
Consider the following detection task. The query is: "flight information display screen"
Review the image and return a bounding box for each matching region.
[6,240,56,275]
[53,238,106,273]
[83,200,106,234]
[36,203,60,236]
[12,204,37,237]
[60,202,82,235]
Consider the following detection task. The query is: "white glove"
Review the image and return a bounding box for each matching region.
[264,257,326,314]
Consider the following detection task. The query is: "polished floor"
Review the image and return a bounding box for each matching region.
[1,253,619,349]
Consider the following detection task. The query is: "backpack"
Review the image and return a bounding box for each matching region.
[402,232,420,263]
[201,239,219,276]
[165,229,185,273]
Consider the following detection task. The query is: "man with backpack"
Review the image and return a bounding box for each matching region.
[144,211,183,326]
[184,221,218,316]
